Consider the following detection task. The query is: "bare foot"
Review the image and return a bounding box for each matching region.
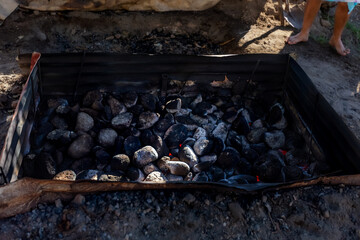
[329,37,350,56]
[287,32,309,45]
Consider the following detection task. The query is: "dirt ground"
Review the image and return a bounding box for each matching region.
[0,0,359,239]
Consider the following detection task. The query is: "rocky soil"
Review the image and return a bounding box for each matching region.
[0,0,359,239]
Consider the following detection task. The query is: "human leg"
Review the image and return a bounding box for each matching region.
[329,2,350,56]
[287,0,322,44]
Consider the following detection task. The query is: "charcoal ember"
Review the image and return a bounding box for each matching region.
[111,112,133,129]
[67,134,93,159]
[144,171,167,182]
[252,119,264,129]
[267,103,284,125]
[50,116,68,130]
[169,148,179,157]
[181,138,195,148]
[47,129,77,144]
[254,150,285,182]
[137,112,160,130]
[128,105,145,116]
[283,166,304,181]
[189,113,208,126]
[264,130,286,149]
[107,96,126,116]
[143,163,159,175]
[83,90,102,107]
[153,118,174,137]
[165,160,190,176]
[48,98,68,109]
[217,147,241,169]
[193,161,215,173]
[166,174,183,181]
[285,149,308,166]
[126,167,145,181]
[123,136,141,157]
[192,102,216,117]
[211,122,229,142]
[175,116,198,131]
[76,169,103,181]
[114,136,124,155]
[247,127,267,144]
[53,170,76,181]
[193,137,213,156]
[227,175,258,184]
[111,154,130,171]
[75,112,94,132]
[190,94,202,109]
[192,172,209,182]
[223,107,240,123]
[164,124,188,149]
[232,115,251,135]
[71,157,94,173]
[229,134,249,153]
[250,143,268,155]
[166,98,182,113]
[207,166,225,182]
[174,108,192,117]
[179,145,198,167]
[236,158,252,175]
[35,152,56,179]
[212,137,226,155]
[99,171,126,182]
[184,172,193,181]
[133,146,158,167]
[56,104,71,115]
[95,149,110,165]
[123,92,138,108]
[193,127,207,140]
[141,94,158,111]
[98,128,118,147]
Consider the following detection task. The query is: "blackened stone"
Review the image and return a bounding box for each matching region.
[254,150,285,182]
[283,166,304,181]
[229,135,249,153]
[50,116,68,130]
[223,107,240,124]
[83,90,102,107]
[193,137,213,156]
[103,105,113,121]
[138,112,160,130]
[47,129,76,144]
[75,112,94,132]
[192,172,209,182]
[35,152,56,179]
[53,170,76,181]
[126,167,145,181]
[166,174,183,181]
[128,105,144,116]
[165,161,190,176]
[111,154,130,171]
[76,170,103,181]
[264,130,285,149]
[242,148,259,162]
[179,145,198,167]
[157,156,169,172]
[232,115,251,135]
[140,129,154,144]
[236,158,252,175]
[189,113,208,126]
[153,118,174,137]
[95,149,110,165]
[123,92,138,108]
[285,149,308,166]
[67,134,93,159]
[141,94,158,111]
[114,136,124,155]
[122,127,141,138]
[133,146,158,167]
[170,148,179,157]
[108,96,126,116]
[250,143,268,155]
[98,128,118,147]
[99,171,126,182]
[143,163,159,175]
[212,137,226,155]
[164,124,188,149]
[193,161,215,173]
[184,172,193,181]
[22,154,36,177]
[217,148,241,169]
[272,116,288,130]
[247,127,267,144]
[56,104,71,115]
[182,137,196,147]
[175,116,198,130]
[224,168,235,178]
[211,122,229,142]
[71,157,94,173]
[91,100,104,111]
[48,98,68,109]
[208,166,225,182]
[79,108,98,118]
[200,154,217,163]
[34,122,54,148]
[174,108,192,117]
[141,130,169,157]
[166,98,182,113]
[193,127,207,139]
[144,171,167,182]
[111,112,133,129]
[123,136,141,157]
[190,94,202,109]
[267,103,284,125]
[252,119,264,129]
[193,102,216,117]
[284,130,304,149]
[227,175,258,184]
